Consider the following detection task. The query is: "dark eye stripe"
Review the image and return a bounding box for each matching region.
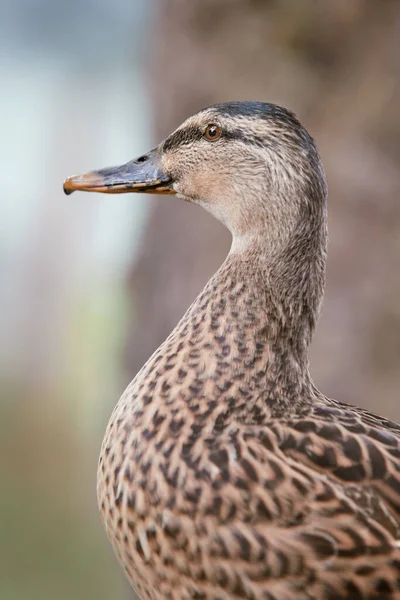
[163,125,265,152]
[163,126,204,151]
[224,129,265,147]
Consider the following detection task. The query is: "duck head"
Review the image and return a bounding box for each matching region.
[64,101,327,243]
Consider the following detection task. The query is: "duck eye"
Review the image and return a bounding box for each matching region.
[204,124,222,141]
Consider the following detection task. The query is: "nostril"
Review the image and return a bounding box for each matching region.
[136,155,148,163]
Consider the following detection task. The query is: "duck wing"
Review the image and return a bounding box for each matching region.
[156,410,400,599]
[104,402,400,599]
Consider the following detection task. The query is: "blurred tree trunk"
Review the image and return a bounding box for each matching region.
[125,0,400,433]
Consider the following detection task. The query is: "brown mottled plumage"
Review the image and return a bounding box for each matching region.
[64,102,400,599]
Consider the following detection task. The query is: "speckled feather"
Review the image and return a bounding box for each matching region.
[97,102,400,599]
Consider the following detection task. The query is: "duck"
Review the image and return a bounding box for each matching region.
[64,101,400,600]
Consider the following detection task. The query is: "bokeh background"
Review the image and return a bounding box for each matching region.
[1,1,400,598]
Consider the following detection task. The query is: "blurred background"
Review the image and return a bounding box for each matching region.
[1,0,400,598]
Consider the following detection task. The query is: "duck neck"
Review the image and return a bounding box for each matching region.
[198,211,327,416]
[135,201,328,424]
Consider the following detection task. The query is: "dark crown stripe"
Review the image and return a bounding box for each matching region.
[203,101,299,125]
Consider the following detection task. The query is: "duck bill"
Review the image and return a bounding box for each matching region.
[63,147,174,195]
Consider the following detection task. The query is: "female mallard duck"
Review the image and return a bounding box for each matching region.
[64,102,400,600]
